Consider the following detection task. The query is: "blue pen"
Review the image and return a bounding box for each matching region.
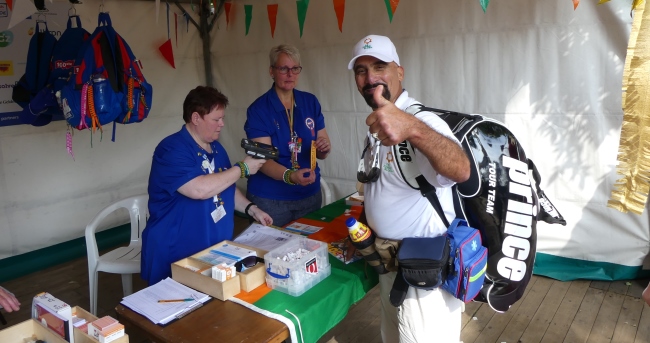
[158,298,194,303]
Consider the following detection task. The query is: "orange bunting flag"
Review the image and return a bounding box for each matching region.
[7,0,12,11]
[268,4,278,38]
[573,0,579,10]
[225,2,232,27]
[388,0,399,15]
[333,0,345,32]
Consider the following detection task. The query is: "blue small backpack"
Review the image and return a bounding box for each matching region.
[60,12,152,135]
[49,15,90,93]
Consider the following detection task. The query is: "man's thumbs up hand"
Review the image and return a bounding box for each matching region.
[373,84,391,109]
[366,84,412,146]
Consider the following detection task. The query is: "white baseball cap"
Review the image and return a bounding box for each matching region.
[348,35,400,70]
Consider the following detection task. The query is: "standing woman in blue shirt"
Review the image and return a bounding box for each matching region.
[142,86,273,286]
[245,44,331,227]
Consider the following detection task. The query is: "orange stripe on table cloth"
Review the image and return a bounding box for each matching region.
[234,283,273,303]
[304,207,363,244]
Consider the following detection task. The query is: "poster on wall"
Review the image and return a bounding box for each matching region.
[0,1,71,127]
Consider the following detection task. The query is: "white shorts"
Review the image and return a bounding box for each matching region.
[379,272,462,343]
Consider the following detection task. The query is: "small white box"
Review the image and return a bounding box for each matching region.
[98,324,124,343]
[211,263,236,281]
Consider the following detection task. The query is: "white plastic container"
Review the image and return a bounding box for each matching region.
[264,237,331,296]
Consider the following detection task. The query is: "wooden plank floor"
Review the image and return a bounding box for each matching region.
[2,217,649,343]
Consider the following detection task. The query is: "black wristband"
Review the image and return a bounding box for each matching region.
[245,202,256,217]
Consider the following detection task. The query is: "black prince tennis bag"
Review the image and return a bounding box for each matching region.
[394,104,566,312]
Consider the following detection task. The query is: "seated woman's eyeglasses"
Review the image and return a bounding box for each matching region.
[273,66,303,74]
[357,136,381,183]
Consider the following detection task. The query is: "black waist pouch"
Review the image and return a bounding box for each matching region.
[389,235,451,307]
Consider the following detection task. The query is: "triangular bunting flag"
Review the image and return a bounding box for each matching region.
[383,0,399,22]
[245,4,253,36]
[573,0,579,10]
[480,0,490,12]
[159,39,175,68]
[633,0,644,10]
[7,0,12,11]
[225,2,232,27]
[333,0,345,32]
[8,0,37,29]
[268,4,278,38]
[297,0,309,37]
[597,0,610,3]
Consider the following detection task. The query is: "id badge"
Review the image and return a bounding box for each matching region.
[211,205,226,223]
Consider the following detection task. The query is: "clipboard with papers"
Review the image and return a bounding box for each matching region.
[120,277,211,326]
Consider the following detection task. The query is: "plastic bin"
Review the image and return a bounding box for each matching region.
[264,237,331,296]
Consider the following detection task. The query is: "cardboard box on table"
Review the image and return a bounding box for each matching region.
[172,240,267,300]
[0,306,129,343]
[72,306,128,343]
[0,319,70,343]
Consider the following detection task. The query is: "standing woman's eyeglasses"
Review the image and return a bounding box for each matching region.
[357,136,381,183]
[273,66,303,74]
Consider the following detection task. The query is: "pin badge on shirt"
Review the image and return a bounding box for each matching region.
[305,118,315,138]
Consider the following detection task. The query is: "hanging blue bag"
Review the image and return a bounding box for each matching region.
[49,15,90,93]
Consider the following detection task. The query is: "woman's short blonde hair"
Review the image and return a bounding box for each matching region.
[269,44,301,66]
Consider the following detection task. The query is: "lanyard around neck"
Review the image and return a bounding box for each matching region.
[284,93,295,135]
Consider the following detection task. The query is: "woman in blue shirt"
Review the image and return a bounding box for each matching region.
[245,44,331,227]
[142,86,272,285]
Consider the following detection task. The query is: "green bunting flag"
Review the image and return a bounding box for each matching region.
[297,0,309,37]
[384,0,394,22]
[245,5,253,36]
[480,0,490,12]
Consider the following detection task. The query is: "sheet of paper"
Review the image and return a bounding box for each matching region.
[120,277,211,325]
[284,222,324,236]
[233,223,300,251]
[193,243,257,266]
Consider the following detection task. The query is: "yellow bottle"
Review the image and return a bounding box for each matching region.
[346,217,371,243]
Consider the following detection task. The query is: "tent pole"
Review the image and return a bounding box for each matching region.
[200,0,213,87]
[174,0,225,88]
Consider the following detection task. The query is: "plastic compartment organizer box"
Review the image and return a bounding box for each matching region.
[264,237,331,296]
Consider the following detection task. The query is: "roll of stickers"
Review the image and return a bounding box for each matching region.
[311,141,317,170]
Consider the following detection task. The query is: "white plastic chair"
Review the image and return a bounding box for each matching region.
[320,176,333,207]
[85,194,148,315]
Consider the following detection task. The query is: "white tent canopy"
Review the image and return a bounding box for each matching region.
[0,0,646,281]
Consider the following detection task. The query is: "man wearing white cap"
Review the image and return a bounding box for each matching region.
[349,35,470,342]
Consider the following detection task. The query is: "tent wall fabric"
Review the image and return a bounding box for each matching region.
[0,0,646,282]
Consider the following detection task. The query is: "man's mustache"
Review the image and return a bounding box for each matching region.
[362,83,388,92]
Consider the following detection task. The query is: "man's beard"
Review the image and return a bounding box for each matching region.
[362,83,391,109]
